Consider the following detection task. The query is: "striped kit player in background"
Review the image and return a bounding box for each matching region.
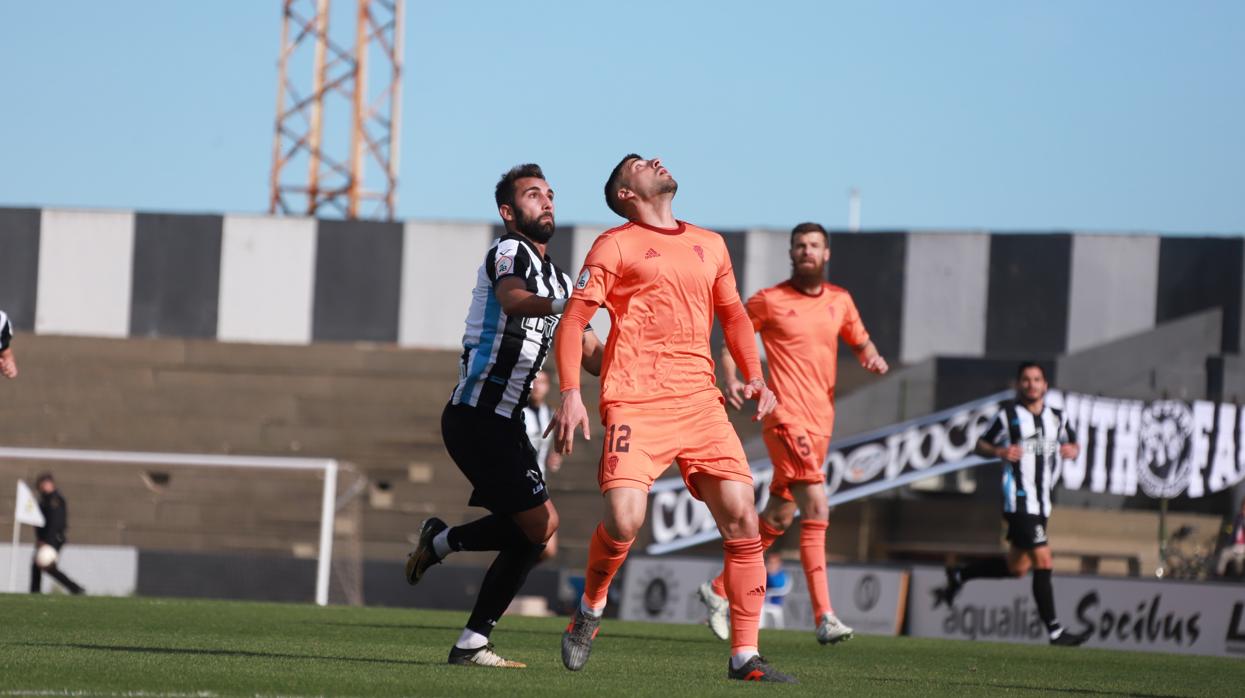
[935,361,1090,647]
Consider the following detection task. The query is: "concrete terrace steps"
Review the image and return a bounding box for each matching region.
[0,333,614,567]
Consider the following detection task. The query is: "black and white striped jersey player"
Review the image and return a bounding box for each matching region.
[451,233,595,419]
[981,391,1078,525]
[936,362,1088,647]
[406,164,602,670]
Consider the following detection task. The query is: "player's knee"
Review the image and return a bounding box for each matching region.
[802,502,828,522]
[606,515,643,542]
[719,512,759,540]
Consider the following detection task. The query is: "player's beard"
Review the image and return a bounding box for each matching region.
[655,177,678,196]
[791,259,825,285]
[515,209,555,243]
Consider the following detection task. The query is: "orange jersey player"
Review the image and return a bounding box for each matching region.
[700,222,888,646]
[548,154,797,684]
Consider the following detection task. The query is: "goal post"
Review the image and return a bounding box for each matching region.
[0,446,352,606]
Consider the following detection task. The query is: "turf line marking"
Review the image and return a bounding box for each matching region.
[1,686,216,691]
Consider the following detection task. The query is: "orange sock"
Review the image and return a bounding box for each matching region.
[711,520,782,598]
[722,535,765,655]
[581,522,633,612]
[800,518,832,619]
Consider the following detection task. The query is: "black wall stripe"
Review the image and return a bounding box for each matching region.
[0,208,40,330]
[827,231,907,360]
[312,219,403,342]
[1156,237,1243,354]
[710,230,749,359]
[984,234,1072,357]
[130,213,223,338]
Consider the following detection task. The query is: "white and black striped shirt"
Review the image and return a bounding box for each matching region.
[983,401,1077,518]
[451,235,576,420]
[0,310,12,351]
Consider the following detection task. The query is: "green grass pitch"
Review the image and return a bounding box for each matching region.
[0,595,1241,696]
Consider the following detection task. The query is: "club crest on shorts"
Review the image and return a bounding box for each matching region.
[495,255,514,277]
[606,454,620,474]
[576,268,591,289]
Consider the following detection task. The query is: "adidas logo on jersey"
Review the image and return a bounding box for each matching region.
[786,309,797,317]
[644,248,661,259]
[747,585,766,597]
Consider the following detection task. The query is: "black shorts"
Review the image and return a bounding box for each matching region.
[441,402,549,515]
[1005,513,1049,550]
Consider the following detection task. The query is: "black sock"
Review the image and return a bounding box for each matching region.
[449,514,525,553]
[958,557,1011,582]
[1032,568,1061,634]
[464,540,546,637]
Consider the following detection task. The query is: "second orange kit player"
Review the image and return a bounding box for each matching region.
[699,222,889,646]
[548,155,798,683]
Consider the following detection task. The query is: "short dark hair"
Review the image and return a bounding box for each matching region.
[1016,361,1047,381]
[494,163,545,210]
[604,153,642,218]
[35,472,54,487]
[790,222,829,245]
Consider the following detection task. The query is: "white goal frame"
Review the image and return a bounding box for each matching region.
[0,446,341,606]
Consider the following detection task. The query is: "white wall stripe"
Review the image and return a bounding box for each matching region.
[901,232,990,363]
[1066,234,1159,353]
[399,220,493,349]
[217,214,316,344]
[35,208,134,337]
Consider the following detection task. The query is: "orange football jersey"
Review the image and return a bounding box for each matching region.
[572,220,743,410]
[748,281,869,435]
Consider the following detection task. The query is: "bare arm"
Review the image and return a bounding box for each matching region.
[852,339,888,375]
[546,298,598,454]
[0,347,16,379]
[580,328,604,377]
[976,437,1021,462]
[718,345,746,409]
[494,276,565,318]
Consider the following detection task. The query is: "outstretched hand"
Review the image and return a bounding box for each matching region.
[545,389,591,455]
[743,378,777,422]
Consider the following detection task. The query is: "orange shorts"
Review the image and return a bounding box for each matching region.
[764,424,830,502]
[598,399,752,500]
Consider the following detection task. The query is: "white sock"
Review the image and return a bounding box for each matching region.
[455,628,488,650]
[731,650,759,670]
[579,597,604,618]
[433,529,455,559]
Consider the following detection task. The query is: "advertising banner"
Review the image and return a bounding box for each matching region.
[646,390,1245,555]
[619,555,908,636]
[647,392,1010,554]
[908,566,1245,658]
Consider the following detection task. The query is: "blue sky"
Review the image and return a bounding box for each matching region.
[1,1,1241,233]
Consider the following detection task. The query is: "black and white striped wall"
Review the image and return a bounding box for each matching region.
[0,206,1240,361]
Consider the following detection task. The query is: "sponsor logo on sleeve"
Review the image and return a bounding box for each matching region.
[576,268,591,289]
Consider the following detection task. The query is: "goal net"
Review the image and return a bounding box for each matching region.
[0,446,365,606]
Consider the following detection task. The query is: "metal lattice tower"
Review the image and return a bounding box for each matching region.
[270,0,404,220]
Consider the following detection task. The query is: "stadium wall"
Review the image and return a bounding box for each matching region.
[1,206,1241,363]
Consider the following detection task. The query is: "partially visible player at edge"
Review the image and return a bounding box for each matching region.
[405,164,604,668]
[548,154,798,683]
[934,362,1090,647]
[1,309,18,379]
[698,222,888,646]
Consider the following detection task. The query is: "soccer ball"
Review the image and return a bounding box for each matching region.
[35,545,58,568]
